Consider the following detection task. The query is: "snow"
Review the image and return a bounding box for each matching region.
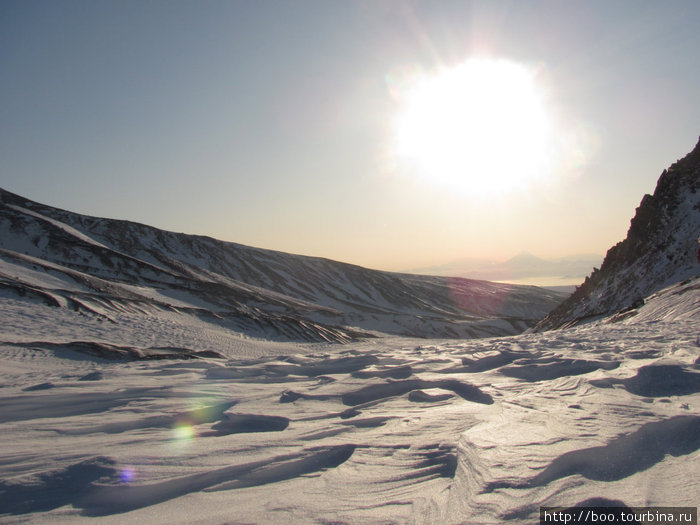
[537,144,700,330]
[1,277,698,523]
[1,184,698,523]
[5,204,110,251]
[0,189,567,342]
[0,252,93,294]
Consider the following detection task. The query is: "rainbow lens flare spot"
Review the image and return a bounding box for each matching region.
[172,422,196,443]
[120,467,135,483]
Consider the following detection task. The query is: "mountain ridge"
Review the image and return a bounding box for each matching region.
[535,136,700,330]
[0,187,565,342]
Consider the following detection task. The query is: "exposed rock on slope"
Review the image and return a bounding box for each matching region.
[536,137,700,330]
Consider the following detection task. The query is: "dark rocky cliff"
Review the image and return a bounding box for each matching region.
[535,137,700,330]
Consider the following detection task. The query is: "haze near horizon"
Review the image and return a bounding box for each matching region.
[2,1,699,273]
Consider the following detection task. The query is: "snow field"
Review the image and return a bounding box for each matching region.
[1,277,698,523]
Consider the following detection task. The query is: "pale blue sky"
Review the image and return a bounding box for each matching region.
[2,1,699,271]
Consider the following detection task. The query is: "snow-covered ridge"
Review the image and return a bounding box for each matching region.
[536,137,700,331]
[0,187,565,342]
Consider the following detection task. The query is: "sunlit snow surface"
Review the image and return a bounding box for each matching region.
[1,279,699,524]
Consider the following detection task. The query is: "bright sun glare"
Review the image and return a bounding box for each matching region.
[393,58,553,196]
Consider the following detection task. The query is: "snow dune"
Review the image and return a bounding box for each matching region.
[1,277,698,523]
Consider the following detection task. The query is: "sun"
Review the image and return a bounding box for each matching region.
[392,58,553,196]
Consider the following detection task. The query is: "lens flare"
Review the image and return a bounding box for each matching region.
[385,63,426,102]
[120,467,135,483]
[172,422,196,443]
[560,122,601,173]
[447,277,509,316]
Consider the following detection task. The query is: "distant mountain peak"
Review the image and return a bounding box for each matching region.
[506,251,546,265]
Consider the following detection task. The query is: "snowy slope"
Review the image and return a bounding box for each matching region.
[0,276,698,523]
[536,137,700,330]
[0,187,565,341]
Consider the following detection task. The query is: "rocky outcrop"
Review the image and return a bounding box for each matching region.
[535,136,700,330]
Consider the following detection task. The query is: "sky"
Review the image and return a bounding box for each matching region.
[2,0,699,273]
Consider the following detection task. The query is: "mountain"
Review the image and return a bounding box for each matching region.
[410,252,603,287]
[535,137,700,330]
[505,251,547,266]
[0,188,565,345]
